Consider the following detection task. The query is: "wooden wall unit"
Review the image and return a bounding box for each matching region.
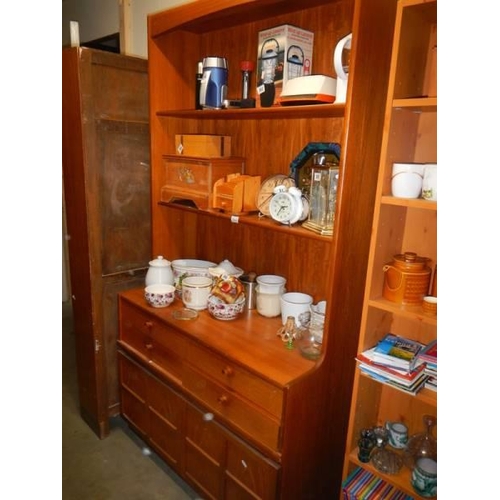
[62,47,151,438]
[117,0,399,497]
[342,0,437,498]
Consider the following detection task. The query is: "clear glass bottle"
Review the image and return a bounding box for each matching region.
[404,415,437,470]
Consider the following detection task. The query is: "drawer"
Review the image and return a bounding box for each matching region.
[147,375,185,470]
[184,404,226,500]
[225,437,279,500]
[120,301,186,380]
[184,364,281,451]
[119,354,149,436]
[185,342,283,420]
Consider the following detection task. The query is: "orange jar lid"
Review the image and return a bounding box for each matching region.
[392,252,430,271]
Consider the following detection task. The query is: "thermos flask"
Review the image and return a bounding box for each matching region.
[199,57,228,109]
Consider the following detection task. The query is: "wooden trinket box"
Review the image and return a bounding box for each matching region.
[161,155,245,209]
[175,134,232,157]
[212,173,261,214]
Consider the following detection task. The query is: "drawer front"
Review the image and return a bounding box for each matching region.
[184,403,226,500]
[148,374,185,470]
[120,301,186,380]
[186,342,283,419]
[119,354,149,436]
[184,364,280,451]
[225,438,279,500]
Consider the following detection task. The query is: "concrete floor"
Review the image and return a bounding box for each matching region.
[62,302,200,500]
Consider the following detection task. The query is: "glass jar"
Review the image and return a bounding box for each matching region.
[404,415,437,470]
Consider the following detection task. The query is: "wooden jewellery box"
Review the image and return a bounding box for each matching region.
[161,155,245,209]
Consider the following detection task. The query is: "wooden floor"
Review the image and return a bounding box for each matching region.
[62,301,200,500]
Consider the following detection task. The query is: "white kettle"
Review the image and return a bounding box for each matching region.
[333,33,352,104]
[145,256,174,286]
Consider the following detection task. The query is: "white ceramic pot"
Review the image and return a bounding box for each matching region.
[391,163,424,199]
[145,256,174,286]
[256,274,286,294]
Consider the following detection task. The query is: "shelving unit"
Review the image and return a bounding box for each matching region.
[116,0,400,498]
[341,0,437,498]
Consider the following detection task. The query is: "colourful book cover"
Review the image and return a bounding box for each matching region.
[373,333,424,370]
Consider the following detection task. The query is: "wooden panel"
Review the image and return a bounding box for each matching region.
[102,272,147,415]
[97,120,151,275]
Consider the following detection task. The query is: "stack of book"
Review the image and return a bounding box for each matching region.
[356,333,428,395]
[417,339,437,392]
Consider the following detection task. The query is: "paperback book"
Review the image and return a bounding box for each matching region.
[372,333,425,372]
[359,365,427,395]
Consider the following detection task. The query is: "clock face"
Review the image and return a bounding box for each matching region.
[269,192,294,223]
[256,174,296,217]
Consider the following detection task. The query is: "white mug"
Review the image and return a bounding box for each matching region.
[422,163,437,201]
[280,292,313,327]
[181,276,212,310]
[391,163,424,199]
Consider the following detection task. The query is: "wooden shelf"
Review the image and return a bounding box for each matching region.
[392,97,437,111]
[367,297,437,326]
[381,196,436,210]
[156,103,345,120]
[158,201,333,242]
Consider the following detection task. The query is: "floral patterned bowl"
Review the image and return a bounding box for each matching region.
[207,294,245,321]
[144,284,176,308]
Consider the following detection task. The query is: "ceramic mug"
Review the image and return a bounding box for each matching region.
[280,292,313,327]
[411,457,437,498]
[385,421,408,449]
[391,163,424,198]
[181,276,212,310]
[422,163,437,201]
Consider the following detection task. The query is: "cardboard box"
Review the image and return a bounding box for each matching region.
[161,155,244,209]
[257,24,314,107]
[175,134,232,158]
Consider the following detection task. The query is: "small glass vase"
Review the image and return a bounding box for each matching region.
[404,415,437,470]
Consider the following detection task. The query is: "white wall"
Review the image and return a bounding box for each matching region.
[62,0,196,58]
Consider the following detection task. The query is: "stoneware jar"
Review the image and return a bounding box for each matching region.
[145,255,174,287]
[383,252,431,305]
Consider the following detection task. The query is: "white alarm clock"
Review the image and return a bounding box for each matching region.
[269,186,309,225]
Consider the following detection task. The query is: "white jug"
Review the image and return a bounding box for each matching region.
[145,256,174,286]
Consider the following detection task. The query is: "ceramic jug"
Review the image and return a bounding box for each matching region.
[145,256,174,287]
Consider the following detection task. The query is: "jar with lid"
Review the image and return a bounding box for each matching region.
[145,256,174,287]
[382,251,431,305]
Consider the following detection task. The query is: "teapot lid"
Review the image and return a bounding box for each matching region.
[149,255,171,267]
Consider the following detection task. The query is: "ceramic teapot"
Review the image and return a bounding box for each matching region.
[145,256,174,287]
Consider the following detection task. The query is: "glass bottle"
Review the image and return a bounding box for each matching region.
[370,426,403,475]
[404,415,437,470]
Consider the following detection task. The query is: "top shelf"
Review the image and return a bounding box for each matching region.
[156,103,346,120]
[149,0,331,37]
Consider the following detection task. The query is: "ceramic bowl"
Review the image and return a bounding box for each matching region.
[207,294,245,321]
[144,284,176,308]
[171,259,217,293]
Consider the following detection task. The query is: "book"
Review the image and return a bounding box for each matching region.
[357,348,427,385]
[417,339,437,365]
[372,333,425,372]
[359,366,427,395]
[425,376,437,392]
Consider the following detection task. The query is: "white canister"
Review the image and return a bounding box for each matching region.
[255,286,282,318]
[391,163,424,199]
[422,163,437,201]
[256,274,286,294]
[181,276,212,310]
[280,292,313,327]
[145,255,174,286]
